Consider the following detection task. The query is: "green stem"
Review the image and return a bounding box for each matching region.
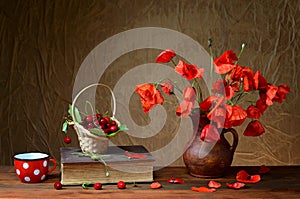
[235,43,247,65]
[171,59,177,66]
[208,39,214,78]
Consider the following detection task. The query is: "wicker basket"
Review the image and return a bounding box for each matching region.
[71,83,117,154]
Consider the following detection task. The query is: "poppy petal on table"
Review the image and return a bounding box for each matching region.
[155,49,176,63]
[226,182,245,189]
[150,182,162,189]
[191,186,216,192]
[243,120,265,136]
[167,178,184,184]
[236,170,261,183]
[125,151,147,159]
[208,180,221,188]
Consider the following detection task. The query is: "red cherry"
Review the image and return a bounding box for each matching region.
[103,128,111,134]
[54,182,62,190]
[117,181,126,189]
[110,121,117,126]
[93,182,102,190]
[87,123,94,129]
[99,118,108,125]
[85,115,93,123]
[104,116,111,123]
[64,137,71,144]
[110,125,118,132]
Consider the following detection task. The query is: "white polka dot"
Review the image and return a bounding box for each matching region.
[16,169,20,175]
[34,169,40,175]
[23,163,29,169]
[24,176,30,182]
[41,175,46,181]
[43,160,47,167]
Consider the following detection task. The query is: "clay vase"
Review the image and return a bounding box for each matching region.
[183,114,238,178]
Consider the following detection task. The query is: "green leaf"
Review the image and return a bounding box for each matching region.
[74,106,82,123]
[62,121,68,133]
[82,182,92,189]
[68,104,72,116]
[89,128,106,137]
[68,104,82,123]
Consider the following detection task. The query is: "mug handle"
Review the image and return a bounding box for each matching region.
[223,128,239,153]
[47,158,57,175]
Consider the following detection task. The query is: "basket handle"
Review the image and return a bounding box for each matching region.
[71,83,116,123]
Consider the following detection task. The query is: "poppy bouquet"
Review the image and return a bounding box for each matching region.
[135,42,290,143]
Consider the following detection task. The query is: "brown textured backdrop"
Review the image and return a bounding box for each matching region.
[0,0,299,166]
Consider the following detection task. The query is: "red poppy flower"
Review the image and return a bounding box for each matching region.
[229,66,255,92]
[243,120,265,136]
[254,70,268,90]
[246,105,261,119]
[236,170,261,183]
[225,105,247,128]
[207,105,226,128]
[212,80,234,100]
[255,95,268,114]
[183,86,197,102]
[208,180,221,188]
[226,182,245,189]
[273,84,290,103]
[175,60,204,80]
[135,83,164,113]
[176,86,197,117]
[176,100,194,117]
[200,96,222,112]
[160,81,174,95]
[155,49,176,63]
[266,84,278,106]
[191,186,216,192]
[200,124,220,143]
[259,165,270,174]
[214,50,238,74]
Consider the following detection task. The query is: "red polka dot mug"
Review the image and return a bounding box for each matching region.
[13,152,57,183]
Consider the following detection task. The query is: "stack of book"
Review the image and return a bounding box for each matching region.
[60,146,154,185]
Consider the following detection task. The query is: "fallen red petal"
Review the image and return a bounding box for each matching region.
[208,180,221,188]
[125,151,147,159]
[191,186,216,192]
[226,182,246,189]
[236,170,261,183]
[150,182,162,189]
[167,178,184,184]
[259,165,271,174]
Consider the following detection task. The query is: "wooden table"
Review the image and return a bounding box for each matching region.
[0,166,299,198]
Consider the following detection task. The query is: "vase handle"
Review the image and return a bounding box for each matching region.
[223,128,239,153]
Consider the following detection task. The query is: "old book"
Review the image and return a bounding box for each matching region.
[60,146,154,185]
